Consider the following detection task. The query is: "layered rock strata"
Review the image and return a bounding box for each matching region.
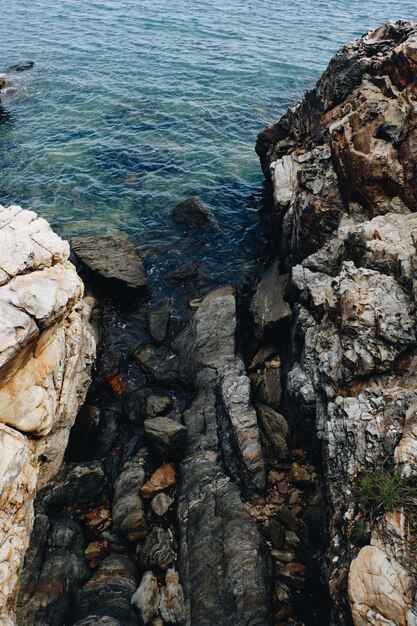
[257,20,417,625]
[0,205,95,626]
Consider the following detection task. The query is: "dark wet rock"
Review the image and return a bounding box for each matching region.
[251,261,291,339]
[151,492,174,517]
[144,416,187,461]
[70,555,138,626]
[41,461,106,506]
[71,235,147,291]
[148,297,172,343]
[248,345,279,371]
[66,404,101,459]
[7,60,35,72]
[166,259,204,282]
[134,344,190,388]
[112,454,148,542]
[255,403,289,460]
[16,516,89,626]
[140,526,177,571]
[271,549,295,563]
[285,531,301,551]
[276,562,307,589]
[269,518,285,549]
[253,367,282,409]
[131,571,160,625]
[85,539,109,561]
[159,569,186,624]
[146,394,173,418]
[275,509,299,532]
[171,196,215,230]
[123,389,146,424]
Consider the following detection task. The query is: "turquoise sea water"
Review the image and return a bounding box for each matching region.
[0,1,416,281]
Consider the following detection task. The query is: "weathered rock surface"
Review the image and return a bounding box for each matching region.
[170,197,216,230]
[131,571,160,625]
[257,20,417,625]
[71,235,147,291]
[177,287,272,625]
[0,205,95,626]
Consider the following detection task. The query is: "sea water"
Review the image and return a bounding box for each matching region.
[0,0,416,282]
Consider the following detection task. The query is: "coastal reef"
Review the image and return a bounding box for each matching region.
[257,19,417,625]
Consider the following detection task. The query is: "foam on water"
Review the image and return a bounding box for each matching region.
[0,0,416,283]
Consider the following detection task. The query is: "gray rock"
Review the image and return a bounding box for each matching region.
[112,455,148,542]
[146,394,173,418]
[72,618,122,626]
[131,571,160,625]
[42,461,106,506]
[151,493,174,517]
[144,416,187,461]
[251,261,291,338]
[141,526,177,571]
[171,196,215,230]
[71,555,138,626]
[71,235,147,290]
[148,297,172,343]
[159,569,185,624]
[134,345,190,388]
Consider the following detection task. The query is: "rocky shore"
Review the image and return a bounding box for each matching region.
[2,18,417,626]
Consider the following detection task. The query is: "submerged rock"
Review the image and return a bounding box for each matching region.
[7,60,35,72]
[71,235,147,291]
[170,196,215,230]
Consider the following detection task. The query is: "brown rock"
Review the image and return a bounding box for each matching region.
[84,539,109,561]
[276,562,307,589]
[140,464,176,499]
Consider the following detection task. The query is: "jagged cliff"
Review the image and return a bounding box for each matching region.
[257,20,417,625]
[0,205,95,626]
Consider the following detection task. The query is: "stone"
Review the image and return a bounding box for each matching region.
[171,196,215,230]
[140,464,177,500]
[253,368,282,409]
[276,562,307,589]
[134,345,189,388]
[255,403,289,459]
[43,461,106,505]
[7,60,35,72]
[131,571,160,625]
[289,463,315,487]
[269,518,285,549]
[71,555,138,626]
[141,526,177,571]
[285,531,301,551]
[85,540,109,561]
[250,261,291,338]
[147,298,172,344]
[348,546,416,626]
[166,259,204,282]
[144,416,187,461]
[71,235,147,291]
[159,569,186,624]
[146,395,173,418]
[151,493,174,517]
[271,549,295,563]
[275,509,299,532]
[112,454,147,542]
[72,618,122,626]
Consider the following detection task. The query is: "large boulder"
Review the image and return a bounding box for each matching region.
[71,235,147,291]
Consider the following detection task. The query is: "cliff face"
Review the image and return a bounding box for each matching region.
[0,205,95,626]
[257,20,417,625]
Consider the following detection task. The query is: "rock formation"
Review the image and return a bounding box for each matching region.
[0,205,95,626]
[257,19,417,625]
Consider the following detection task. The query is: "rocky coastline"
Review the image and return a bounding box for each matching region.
[2,19,417,626]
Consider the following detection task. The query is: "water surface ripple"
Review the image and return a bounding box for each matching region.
[0,0,416,283]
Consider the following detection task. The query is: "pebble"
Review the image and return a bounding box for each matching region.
[151,493,174,517]
[271,549,295,563]
[140,464,176,499]
[275,508,298,532]
[84,539,109,561]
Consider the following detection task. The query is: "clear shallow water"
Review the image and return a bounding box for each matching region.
[0,1,416,282]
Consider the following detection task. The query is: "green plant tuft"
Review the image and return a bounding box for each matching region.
[350,520,371,547]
